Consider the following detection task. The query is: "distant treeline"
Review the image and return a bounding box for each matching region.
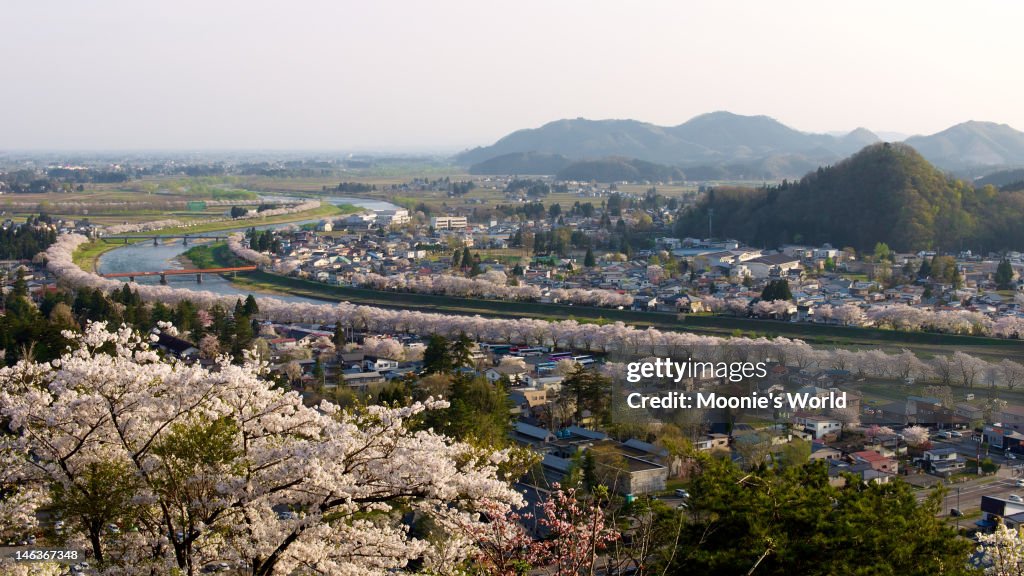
[0,217,57,260]
[328,182,378,193]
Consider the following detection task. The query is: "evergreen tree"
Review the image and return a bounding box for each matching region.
[231,313,254,359]
[450,332,474,369]
[996,257,1015,289]
[461,247,472,269]
[451,249,462,269]
[242,294,259,316]
[312,357,324,386]
[581,450,597,492]
[917,257,932,279]
[422,334,453,374]
[12,269,28,299]
[761,279,793,301]
[560,366,612,425]
[419,375,512,447]
[584,248,596,268]
[333,321,346,348]
[672,457,975,575]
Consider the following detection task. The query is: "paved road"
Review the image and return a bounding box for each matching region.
[920,476,1022,508]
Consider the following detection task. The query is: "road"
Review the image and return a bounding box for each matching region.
[913,434,1024,520]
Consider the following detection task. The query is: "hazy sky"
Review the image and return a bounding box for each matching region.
[3,0,1022,151]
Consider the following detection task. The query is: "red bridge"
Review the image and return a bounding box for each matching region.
[100,266,257,284]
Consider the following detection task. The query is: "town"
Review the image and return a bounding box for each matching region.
[210,176,1024,341]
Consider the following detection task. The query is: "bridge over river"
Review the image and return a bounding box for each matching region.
[100,234,229,245]
[100,266,256,284]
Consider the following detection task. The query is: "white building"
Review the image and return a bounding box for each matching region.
[377,209,410,226]
[793,414,842,439]
[431,216,468,230]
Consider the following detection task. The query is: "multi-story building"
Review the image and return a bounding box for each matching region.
[431,216,468,230]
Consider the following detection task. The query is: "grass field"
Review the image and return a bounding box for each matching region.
[72,240,117,272]
[148,203,348,236]
[181,242,245,270]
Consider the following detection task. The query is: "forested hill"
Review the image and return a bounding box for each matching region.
[675,142,1024,253]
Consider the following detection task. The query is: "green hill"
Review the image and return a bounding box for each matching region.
[555,157,684,183]
[677,142,1024,252]
[467,152,572,175]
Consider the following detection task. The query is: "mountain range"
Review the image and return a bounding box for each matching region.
[458,112,1024,179]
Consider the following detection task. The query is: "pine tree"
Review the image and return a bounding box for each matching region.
[450,333,474,370]
[584,248,596,268]
[333,321,346,348]
[423,335,453,374]
[312,357,324,386]
[242,294,259,316]
[917,257,932,278]
[996,258,1015,289]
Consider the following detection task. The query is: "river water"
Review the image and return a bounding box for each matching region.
[95,196,398,304]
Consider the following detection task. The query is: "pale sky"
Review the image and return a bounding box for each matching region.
[2,0,1022,151]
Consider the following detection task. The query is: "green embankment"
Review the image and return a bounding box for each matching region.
[181,243,245,269]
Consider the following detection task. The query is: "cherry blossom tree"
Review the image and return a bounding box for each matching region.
[43,234,1014,386]
[0,322,522,576]
[227,233,272,267]
[975,521,1024,575]
[901,425,930,448]
[362,335,406,361]
[953,351,987,388]
[533,485,619,576]
[1002,359,1024,391]
[865,425,896,440]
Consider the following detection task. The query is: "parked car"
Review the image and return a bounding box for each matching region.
[1009,494,1023,503]
[674,489,690,498]
[1015,479,1024,487]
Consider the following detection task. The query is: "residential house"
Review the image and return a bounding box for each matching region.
[921,448,966,477]
[696,433,730,452]
[809,443,843,462]
[850,450,898,474]
[363,356,400,372]
[793,413,842,440]
[486,364,528,385]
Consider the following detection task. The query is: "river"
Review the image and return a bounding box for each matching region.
[95,196,399,304]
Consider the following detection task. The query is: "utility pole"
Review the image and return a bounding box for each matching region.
[956,486,961,531]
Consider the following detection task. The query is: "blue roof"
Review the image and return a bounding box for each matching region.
[516,422,553,441]
[542,454,572,473]
[565,426,608,440]
[623,438,669,457]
